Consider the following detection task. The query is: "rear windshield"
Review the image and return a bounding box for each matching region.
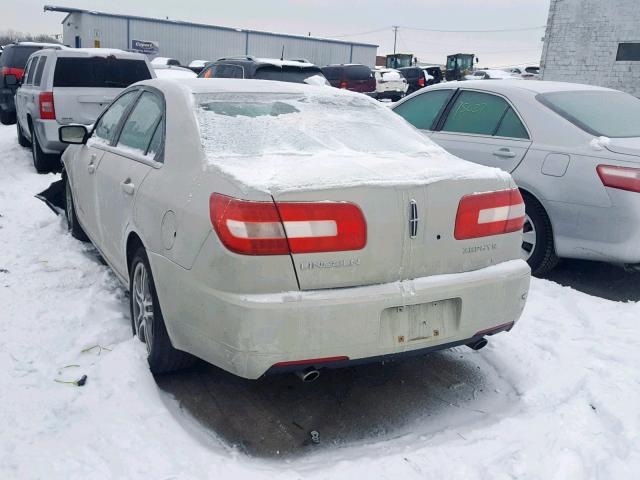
[345,65,373,80]
[1,46,42,68]
[400,68,419,79]
[195,91,433,158]
[537,90,640,138]
[253,66,325,84]
[53,57,151,88]
[321,66,340,80]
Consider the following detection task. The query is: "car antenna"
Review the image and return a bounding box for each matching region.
[281,45,285,61]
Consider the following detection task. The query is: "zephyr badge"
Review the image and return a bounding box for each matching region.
[409,199,419,238]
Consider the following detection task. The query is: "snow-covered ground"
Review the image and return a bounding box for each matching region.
[0,123,638,479]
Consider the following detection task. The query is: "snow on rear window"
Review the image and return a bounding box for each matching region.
[195,91,433,159]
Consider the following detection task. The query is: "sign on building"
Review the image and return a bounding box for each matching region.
[131,40,160,56]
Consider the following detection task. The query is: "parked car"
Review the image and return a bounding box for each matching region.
[152,64,197,79]
[14,48,154,172]
[0,42,64,125]
[199,56,328,85]
[372,68,407,101]
[321,64,376,94]
[423,66,443,84]
[392,80,640,274]
[464,69,520,80]
[187,59,210,74]
[151,57,181,67]
[59,78,530,379]
[398,66,431,94]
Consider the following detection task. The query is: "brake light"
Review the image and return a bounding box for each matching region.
[2,67,24,80]
[455,189,525,240]
[418,77,425,87]
[39,92,56,120]
[209,193,367,255]
[597,164,640,193]
[339,80,348,89]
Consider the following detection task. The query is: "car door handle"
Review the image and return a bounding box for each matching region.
[493,148,517,158]
[121,179,135,195]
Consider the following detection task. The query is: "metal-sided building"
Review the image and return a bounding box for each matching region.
[43,5,378,67]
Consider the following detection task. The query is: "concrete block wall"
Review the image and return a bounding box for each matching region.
[541,0,640,96]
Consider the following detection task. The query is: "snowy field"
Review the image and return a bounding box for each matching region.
[0,123,639,479]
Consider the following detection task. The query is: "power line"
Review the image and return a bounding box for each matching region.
[400,25,546,33]
[331,27,391,38]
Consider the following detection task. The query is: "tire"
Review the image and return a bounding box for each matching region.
[129,246,196,374]
[521,192,559,276]
[30,124,59,173]
[17,121,31,148]
[63,172,89,242]
[0,109,16,125]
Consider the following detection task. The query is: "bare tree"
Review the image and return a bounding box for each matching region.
[0,30,61,46]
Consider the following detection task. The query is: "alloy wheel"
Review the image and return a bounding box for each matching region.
[521,213,537,261]
[132,262,154,353]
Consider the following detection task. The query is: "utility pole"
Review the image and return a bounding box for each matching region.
[392,25,399,54]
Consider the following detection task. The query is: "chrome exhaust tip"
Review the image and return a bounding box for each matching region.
[296,368,320,383]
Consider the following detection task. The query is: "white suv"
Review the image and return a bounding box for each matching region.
[15,48,154,172]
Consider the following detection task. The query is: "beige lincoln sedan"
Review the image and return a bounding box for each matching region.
[59,78,530,380]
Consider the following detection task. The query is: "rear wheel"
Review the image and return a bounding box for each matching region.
[64,173,89,241]
[30,124,58,173]
[129,247,196,374]
[521,193,558,276]
[17,121,31,147]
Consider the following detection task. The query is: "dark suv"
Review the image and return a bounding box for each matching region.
[198,56,328,85]
[0,42,63,125]
[321,64,376,94]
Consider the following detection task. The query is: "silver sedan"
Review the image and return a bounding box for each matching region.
[392,80,640,274]
[59,78,530,379]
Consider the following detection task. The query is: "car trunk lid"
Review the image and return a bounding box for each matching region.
[605,137,640,160]
[53,88,119,124]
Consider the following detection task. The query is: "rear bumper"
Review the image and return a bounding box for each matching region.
[150,253,531,379]
[33,118,65,154]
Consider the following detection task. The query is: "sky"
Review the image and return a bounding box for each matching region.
[2,0,551,67]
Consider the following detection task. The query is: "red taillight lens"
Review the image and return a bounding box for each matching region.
[209,194,367,255]
[418,77,425,87]
[597,164,640,193]
[454,188,525,240]
[39,92,56,120]
[2,67,24,80]
[339,80,348,89]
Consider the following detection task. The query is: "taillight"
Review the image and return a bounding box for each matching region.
[339,80,348,89]
[209,193,367,255]
[2,67,24,80]
[597,164,640,193]
[455,189,525,240]
[39,92,56,120]
[418,77,425,87]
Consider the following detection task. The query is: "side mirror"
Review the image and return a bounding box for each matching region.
[59,125,89,145]
[5,74,18,87]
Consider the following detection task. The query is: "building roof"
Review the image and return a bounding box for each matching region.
[43,5,378,48]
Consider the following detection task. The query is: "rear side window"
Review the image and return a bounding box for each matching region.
[394,90,454,130]
[117,92,164,156]
[33,57,47,86]
[495,108,528,139]
[1,46,42,68]
[442,91,510,136]
[53,57,151,88]
[321,67,340,81]
[345,65,373,80]
[94,90,139,143]
[23,58,37,85]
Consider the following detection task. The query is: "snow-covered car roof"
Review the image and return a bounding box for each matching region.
[252,58,316,68]
[54,48,148,60]
[188,59,210,68]
[137,77,335,95]
[152,65,198,79]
